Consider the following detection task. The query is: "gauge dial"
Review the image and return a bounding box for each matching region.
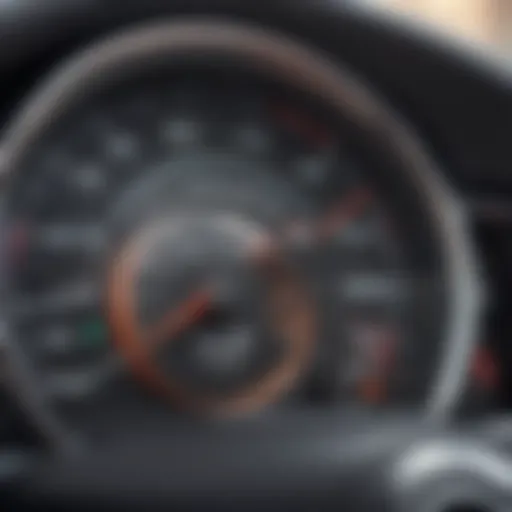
[105,213,317,416]
[3,83,442,414]
[0,21,480,446]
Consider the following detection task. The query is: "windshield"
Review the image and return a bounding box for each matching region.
[373,0,512,57]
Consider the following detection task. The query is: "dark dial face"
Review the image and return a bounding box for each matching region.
[2,71,446,435]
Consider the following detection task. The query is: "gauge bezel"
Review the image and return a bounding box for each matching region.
[0,19,483,453]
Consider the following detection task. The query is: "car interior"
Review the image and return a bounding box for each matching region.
[1,1,512,511]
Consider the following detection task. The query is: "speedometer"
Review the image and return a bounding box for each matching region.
[0,21,481,449]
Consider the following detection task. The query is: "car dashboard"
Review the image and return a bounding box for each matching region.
[1,1,512,511]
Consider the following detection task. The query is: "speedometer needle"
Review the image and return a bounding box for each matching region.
[316,187,373,240]
[249,186,373,264]
[142,287,213,352]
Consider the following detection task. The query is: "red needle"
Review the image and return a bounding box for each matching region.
[248,186,373,265]
[316,187,373,240]
[107,279,213,399]
[143,287,213,351]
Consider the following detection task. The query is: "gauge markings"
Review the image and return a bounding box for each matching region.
[293,151,333,188]
[72,163,108,194]
[105,130,141,162]
[3,74,455,422]
[43,356,122,400]
[34,223,107,253]
[161,118,203,148]
[11,282,100,319]
[270,102,334,148]
[234,124,273,155]
[339,273,412,304]
[355,324,398,405]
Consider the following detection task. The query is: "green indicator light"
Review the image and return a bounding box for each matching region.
[78,318,108,348]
